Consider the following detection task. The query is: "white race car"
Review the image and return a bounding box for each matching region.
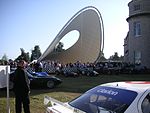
[44,81,150,113]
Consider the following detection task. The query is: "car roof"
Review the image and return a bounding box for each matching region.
[100,81,150,94]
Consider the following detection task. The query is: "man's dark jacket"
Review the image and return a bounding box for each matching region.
[13,67,30,96]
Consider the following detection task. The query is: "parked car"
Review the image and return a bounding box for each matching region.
[9,71,62,89]
[78,67,99,77]
[44,81,150,113]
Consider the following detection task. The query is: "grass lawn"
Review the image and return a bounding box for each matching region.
[0,74,150,113]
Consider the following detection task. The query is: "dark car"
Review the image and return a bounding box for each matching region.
[9,71,62,90]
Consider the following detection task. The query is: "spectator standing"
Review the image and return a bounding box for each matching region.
[13,60,30,113]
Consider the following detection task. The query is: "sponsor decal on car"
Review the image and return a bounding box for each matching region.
[97,88,118,96]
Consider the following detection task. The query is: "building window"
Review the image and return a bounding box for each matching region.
[133,22,141,37]
[134,51,141,65]
[133,4,141,11]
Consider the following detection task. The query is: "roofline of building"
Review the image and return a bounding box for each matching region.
[127,12,150,21]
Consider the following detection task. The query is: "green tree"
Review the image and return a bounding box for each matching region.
[31,45,42,61]
[55,42,64,52]
[1,54,8,61]
[0,54,8,65]
[109,52,119,61]
[15,48,30,62]
[109,52,124,61]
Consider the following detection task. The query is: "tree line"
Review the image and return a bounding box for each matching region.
[1,45,42,63]
[1,44,124,63]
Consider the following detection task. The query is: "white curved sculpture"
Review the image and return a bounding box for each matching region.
[39,6,104,63]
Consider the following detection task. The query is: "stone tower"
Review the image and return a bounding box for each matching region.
[124,0,150,68]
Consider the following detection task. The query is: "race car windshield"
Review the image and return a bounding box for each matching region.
[69,86,137,113]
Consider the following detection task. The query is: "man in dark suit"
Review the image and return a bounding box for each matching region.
[13,60,30,113]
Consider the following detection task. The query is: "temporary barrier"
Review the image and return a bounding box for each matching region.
[0,65,10,113]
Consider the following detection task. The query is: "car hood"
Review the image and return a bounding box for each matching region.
[28,72,62,81]
[33,72,48,77]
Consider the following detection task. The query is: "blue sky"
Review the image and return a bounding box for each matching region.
[0,0,131,60]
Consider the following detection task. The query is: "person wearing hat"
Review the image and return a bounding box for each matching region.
[13,60,30,113]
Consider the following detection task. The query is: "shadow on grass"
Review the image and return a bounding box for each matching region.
[1,74,150,98]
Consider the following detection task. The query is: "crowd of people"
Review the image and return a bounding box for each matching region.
[3,60,149,77]
[43,60,149,75]
[0,59,149,77]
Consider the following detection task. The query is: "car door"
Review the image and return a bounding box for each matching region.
[28,73,41,88]
[138,90,150,113]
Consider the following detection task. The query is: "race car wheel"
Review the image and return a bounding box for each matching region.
[46,80,55,88]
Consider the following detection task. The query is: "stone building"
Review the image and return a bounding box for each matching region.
[124,0,150,68]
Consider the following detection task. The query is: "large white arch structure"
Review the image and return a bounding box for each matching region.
[39,6,104,63]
